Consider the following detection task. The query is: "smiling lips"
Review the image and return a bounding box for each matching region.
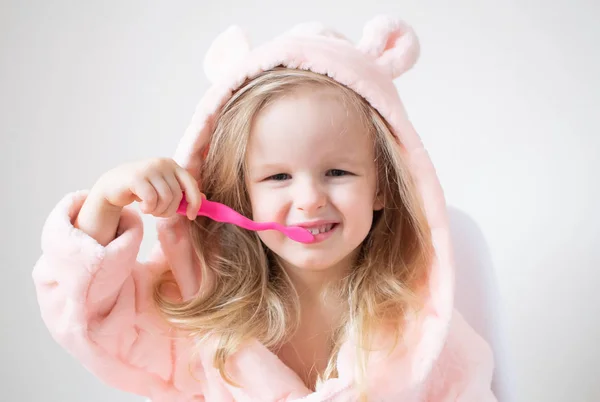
[293,221,339,240]
[304,223,334,235]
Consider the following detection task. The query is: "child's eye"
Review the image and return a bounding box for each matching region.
[267,173,291,181]
[327,169,350,177]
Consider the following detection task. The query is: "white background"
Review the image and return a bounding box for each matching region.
[2,0,598,401]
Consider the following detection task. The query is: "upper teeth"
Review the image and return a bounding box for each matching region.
[307,224,333,235]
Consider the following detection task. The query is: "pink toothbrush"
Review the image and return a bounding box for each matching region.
[177,198,314,244]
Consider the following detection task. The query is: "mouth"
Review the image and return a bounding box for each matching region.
[304,223,337,235]
[293,221,339,238]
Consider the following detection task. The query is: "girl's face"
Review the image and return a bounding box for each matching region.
[244,87,383,276]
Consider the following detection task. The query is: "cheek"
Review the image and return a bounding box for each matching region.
[249,188,287,221]
[257,230,282,250]
[332,185,376,230]
[333,182,376,213]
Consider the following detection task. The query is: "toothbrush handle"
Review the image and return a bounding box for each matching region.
[196,200,279,232]
[177,198,269,230]
[177,197,313,243]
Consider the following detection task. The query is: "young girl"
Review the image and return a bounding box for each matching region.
[33,16,496,401]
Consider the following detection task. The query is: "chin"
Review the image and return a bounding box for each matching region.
[279,247,356,272]
[263,233,367,272]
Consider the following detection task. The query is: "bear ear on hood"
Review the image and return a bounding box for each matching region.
[357,15,420,79]
[203,25,251,83]
[203,16,419,83]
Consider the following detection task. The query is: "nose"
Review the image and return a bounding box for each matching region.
[294,177,326,213]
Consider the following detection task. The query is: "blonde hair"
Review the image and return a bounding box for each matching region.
[154,67,433,399]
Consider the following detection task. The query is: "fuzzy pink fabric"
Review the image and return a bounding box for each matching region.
[33,15,496,401]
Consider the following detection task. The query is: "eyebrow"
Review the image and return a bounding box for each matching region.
[244,162,282,179]
[245,162,286,172]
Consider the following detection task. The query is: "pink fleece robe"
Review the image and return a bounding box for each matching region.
[33,15,496,401]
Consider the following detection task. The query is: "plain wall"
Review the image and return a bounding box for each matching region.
[2,0,598,401]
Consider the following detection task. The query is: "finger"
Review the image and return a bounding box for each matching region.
[174,166,202,220]
[161,172,184,217]
[131,179,158,214]
[148,175,173,216]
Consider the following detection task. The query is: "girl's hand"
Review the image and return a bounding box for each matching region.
[92,158,202,221]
